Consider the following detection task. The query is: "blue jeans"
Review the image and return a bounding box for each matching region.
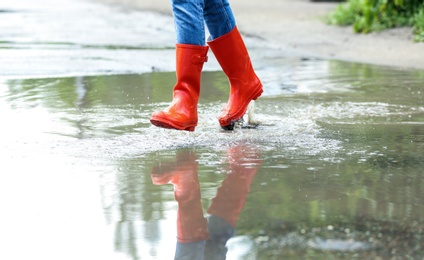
[171,0,236,45]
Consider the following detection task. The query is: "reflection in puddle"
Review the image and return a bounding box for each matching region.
[151,146,261,259]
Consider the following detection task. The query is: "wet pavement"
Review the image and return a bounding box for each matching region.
[1,0,424,259]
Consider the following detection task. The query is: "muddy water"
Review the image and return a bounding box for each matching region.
[1,0,424,259]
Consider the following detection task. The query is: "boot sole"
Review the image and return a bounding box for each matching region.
[150,117,196,132]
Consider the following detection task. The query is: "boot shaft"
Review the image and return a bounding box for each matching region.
[207,27,255,80]
[174,44,209,100]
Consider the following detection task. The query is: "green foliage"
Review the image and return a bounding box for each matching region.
[326,0,361,26]
[414,7,424,41]
[326,0,424,42]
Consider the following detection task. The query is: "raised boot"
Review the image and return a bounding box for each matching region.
[207,26,263,130]
[150,44,209,131]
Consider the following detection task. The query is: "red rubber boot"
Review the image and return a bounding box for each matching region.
[207,27,263,130]
[150,44,209,131]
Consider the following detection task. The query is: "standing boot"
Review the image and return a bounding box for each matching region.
[207,27,263,130]
[150,44,209,131]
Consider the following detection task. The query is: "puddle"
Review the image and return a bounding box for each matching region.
[1,0,424,259]
[1,60,424,259]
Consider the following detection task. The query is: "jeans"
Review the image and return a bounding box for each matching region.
[171,0,236,45]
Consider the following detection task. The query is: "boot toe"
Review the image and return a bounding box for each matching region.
[150,112,196,131]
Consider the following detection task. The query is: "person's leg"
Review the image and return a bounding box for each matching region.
[150,0,209,131]
[203,0,235,40]
[204,0,263,130]
[172,0,206,45]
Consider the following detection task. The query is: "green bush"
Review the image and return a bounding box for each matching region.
[414,7,424,41]
[326,0,424,42]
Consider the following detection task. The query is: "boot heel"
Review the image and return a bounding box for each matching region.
[184,126,196,131]
[252,85,263,101]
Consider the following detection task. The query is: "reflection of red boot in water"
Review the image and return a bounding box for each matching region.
[206,145,262,258]
[151,146,261,259]
[208,145,261,227]
[151,150,208,243]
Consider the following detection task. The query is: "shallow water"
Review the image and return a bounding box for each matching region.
[1,0,424,259]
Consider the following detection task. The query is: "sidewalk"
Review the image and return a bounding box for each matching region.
[97,0,424,70]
